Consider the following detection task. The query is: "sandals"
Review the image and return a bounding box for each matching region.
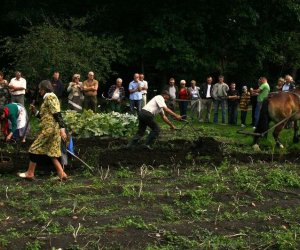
[17,172,36,181]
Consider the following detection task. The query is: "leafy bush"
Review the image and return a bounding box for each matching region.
[1,18,127,85]
[63,110,137,138]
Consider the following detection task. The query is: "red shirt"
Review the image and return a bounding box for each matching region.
[179,87,188,100]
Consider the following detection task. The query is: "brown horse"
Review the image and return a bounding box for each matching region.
[253,89,300,149]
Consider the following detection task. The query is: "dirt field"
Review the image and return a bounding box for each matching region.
[0,136,299,249]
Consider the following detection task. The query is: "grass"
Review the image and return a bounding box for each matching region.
[0,106,300,249]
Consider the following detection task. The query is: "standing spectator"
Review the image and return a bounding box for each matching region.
[0,71,9,105]
[274,77,285,92]
[282,75,295,128]
[18,80,68,180]
[282,75,296,92]
[164,78,178,111]
[251,76,270,128]
[51,71,64,104]
[108,78,125,112]
[250,82,259,126]
[128,73,142,113]
[178,80,189,119]
[239,86,251,127]
[83,71,99,112]
[0,71,8,87]
[227,82,240,125]
[188,80,201,119]
[212,75,229,124]
[139,73,148,108]
[67,74,84,112]
[199,76,214,123]
[8,71,26,106]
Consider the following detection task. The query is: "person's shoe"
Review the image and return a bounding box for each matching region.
[18,172,35,181]
[140,144,153,150]
[253,126,256,130]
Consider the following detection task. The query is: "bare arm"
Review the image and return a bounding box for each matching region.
[162,106,181,120]
[161,113,176,129]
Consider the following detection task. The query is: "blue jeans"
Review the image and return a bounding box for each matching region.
[130,99,142,114]
[214,99,226,124]
[254,101,263,127]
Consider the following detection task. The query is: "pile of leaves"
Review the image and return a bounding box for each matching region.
[63,110,138,138]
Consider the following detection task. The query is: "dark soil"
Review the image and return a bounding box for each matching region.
[2,136,300,173]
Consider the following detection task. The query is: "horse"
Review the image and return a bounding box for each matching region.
[253,89,300,150]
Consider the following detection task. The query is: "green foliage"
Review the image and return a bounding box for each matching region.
[1,19,127,85]
[62,110,137,138]
[266,169,300,189]
[232,166,265,194]
[25,240,42,250]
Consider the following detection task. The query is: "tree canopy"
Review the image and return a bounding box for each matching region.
[1,0,300,89]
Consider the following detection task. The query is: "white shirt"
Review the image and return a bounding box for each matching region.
[112,88,120,100]
[143,95,167,115]
[169,86,176,99]
[9,77,26,95]
[206,85,212,98]
[140,80,148,94]
[282,83,290,92]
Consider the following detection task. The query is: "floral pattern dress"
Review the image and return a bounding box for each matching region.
[29,93,61,157]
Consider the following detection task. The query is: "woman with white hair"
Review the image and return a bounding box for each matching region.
[178,80,189,119]
[67,74,84,112]
[282,75,296,92]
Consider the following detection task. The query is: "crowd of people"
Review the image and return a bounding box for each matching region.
[0,69,297,179]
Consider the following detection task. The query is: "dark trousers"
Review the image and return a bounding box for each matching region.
[11,94,25,107]
[214,98,226,124]
[110,101,122,112]
[179,101,188,119]
[131,110,160,145]
[241,111,247,125]
[200,98,213,122]
[228,102,238,125]
[251,100,257,126]
[83,96,97,112]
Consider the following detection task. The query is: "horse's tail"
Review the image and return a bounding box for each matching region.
[255,98,270,134]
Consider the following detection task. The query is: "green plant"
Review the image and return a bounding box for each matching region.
[266,169,300,190]
[122,184,137,197]
[25,240,42,250]
[63,110,137,138]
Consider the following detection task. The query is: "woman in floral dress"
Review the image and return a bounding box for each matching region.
[18,80,67,180]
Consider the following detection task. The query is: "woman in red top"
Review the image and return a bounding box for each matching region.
[178,80,189,119]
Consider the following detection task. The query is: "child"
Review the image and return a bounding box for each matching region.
[239,86,251,127]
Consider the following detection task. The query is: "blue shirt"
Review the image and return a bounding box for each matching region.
[129,81,142,100]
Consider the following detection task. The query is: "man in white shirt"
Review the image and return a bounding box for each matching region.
[139,73,148,108]
[199,76,214,122]
[9,71,27,106]
[128,90,182,149]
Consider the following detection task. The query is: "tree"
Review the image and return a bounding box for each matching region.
[1,18,127,86]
